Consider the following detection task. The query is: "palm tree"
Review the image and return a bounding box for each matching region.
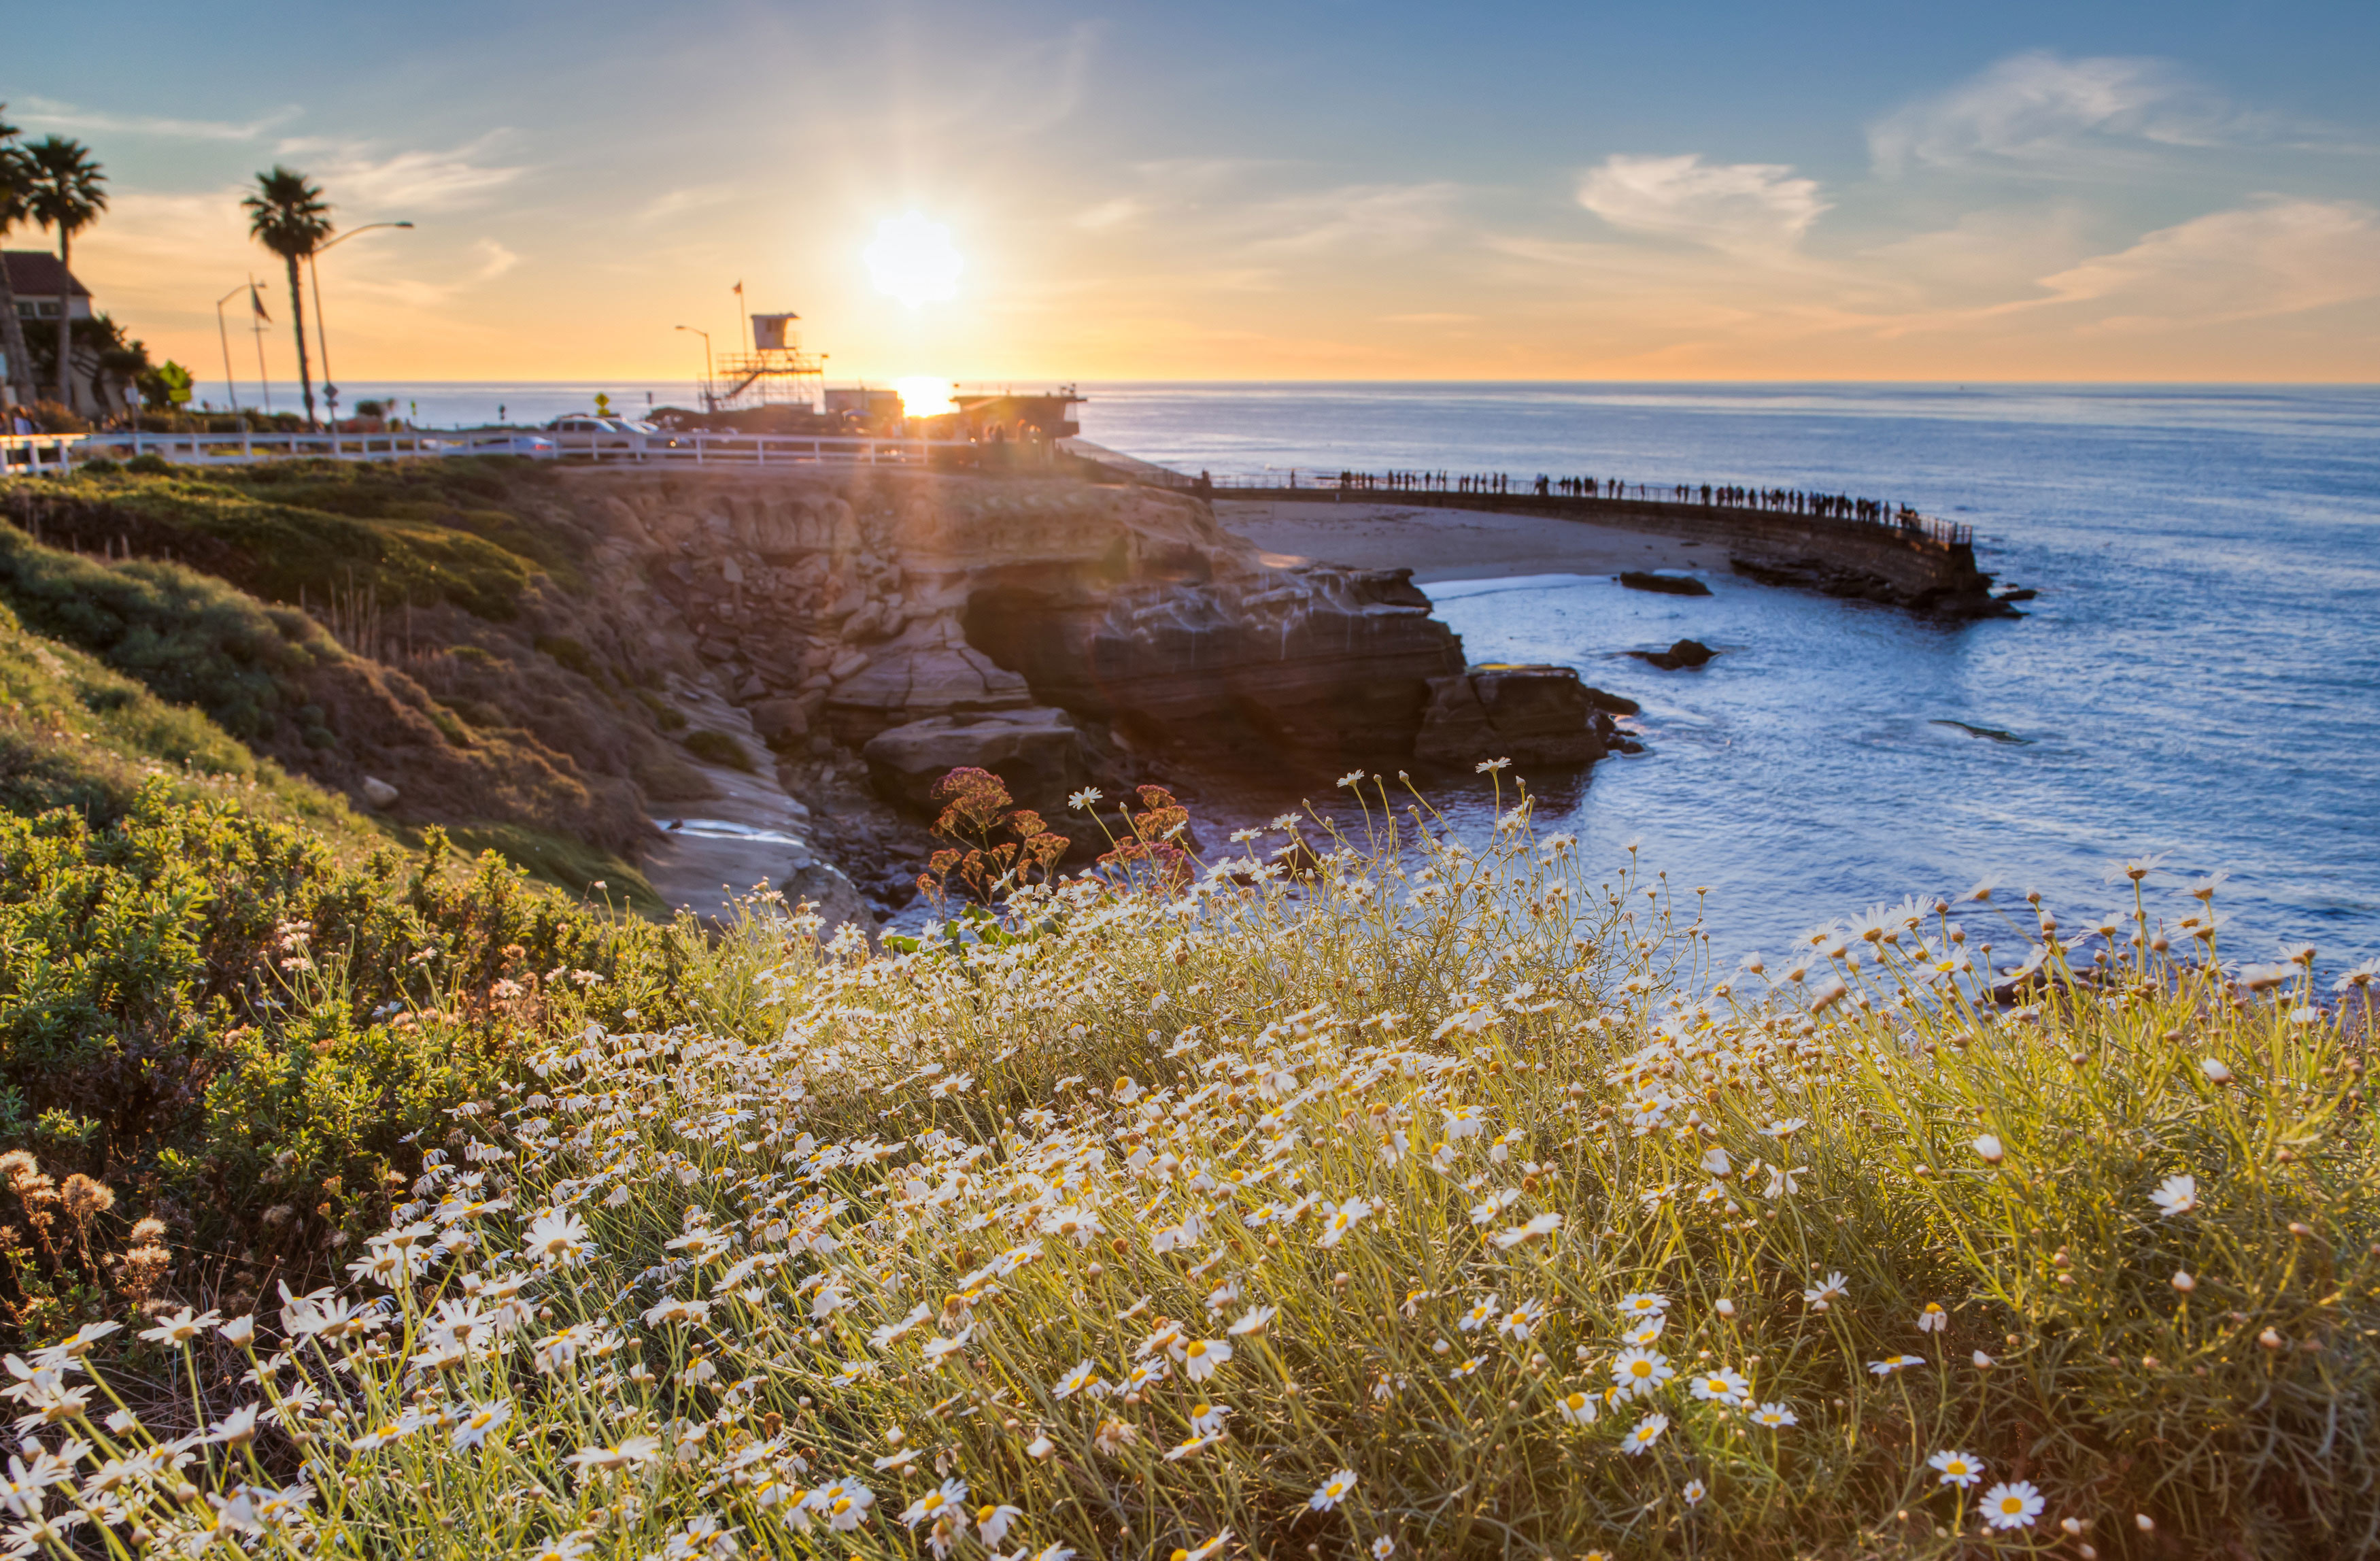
[243,167,333,431]
[20,136,107,412]
[0,107,46,412]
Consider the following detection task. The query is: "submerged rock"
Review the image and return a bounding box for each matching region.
[1618,570,1713,597]
[1631,639,1718,671]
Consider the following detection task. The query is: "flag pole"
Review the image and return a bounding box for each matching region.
[249,277,275,416]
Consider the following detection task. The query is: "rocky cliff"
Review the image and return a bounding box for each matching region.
[7,463,1612,935]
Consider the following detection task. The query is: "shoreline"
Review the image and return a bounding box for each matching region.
[1212,498,1707,584]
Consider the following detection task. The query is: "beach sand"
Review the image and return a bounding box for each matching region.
[1212,499,1707,584]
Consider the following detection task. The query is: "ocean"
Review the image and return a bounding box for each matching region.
[1074,383,2380,969]
[219,377,2379,967]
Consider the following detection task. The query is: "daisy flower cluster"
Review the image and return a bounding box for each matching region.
[10,779,2375,1558]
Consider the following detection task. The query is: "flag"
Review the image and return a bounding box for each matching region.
[732,280,743,296]
[249,284,271,322]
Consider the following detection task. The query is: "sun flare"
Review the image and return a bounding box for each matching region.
[894,377,957,417]
[862,214,964,307]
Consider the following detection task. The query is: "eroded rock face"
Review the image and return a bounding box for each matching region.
[558,469,1496,913]
[1418,665,1608,769]
[964,564,1465,760]
[575,470,1470,769]
[823,618,1034,746]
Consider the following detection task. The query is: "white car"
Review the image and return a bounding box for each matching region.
[423,433,558,458]
[546,416,658,451]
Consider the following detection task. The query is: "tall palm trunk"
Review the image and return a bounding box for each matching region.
[283,252,316,429]
[52,232,71,410]
[0,258,32,412]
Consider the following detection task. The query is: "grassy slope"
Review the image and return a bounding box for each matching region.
[0,463,665,902]
[19,784,2378,1560]
[0,594,378,850]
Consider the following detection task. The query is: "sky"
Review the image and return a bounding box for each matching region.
[10,0,2380,386]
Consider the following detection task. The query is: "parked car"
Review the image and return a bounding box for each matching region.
[425,433,558,458]
[545,416,663,452]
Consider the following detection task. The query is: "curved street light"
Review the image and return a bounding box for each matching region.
[675,325,714,414]
[307,220,414,431]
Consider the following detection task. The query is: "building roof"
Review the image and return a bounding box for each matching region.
[2,252,91,299]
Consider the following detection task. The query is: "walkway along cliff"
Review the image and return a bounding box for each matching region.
[1098,465,2014,620]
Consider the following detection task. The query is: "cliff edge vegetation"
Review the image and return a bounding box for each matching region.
[5,767,2375,1560]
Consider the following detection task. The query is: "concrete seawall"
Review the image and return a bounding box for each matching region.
[1182,486,2007,618]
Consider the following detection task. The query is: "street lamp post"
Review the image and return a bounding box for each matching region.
[675,326,714,414]
[306,220,414,449]
[212,284,256,456]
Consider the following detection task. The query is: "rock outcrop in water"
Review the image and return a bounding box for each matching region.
[1417,664,1610,767]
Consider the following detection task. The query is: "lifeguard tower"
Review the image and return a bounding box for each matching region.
[711,312,826,412]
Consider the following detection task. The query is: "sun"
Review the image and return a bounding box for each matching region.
[894,377,957,417]
[863,214,964,307]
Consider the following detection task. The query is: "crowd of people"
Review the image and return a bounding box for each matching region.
[1321,468,1921,526]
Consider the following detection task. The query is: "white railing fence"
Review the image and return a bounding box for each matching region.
[3,428,982,472]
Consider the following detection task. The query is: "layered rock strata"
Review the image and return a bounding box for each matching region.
[560,469,1599,918]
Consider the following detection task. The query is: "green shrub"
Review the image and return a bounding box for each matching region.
[0,787,711,1341]
[683,728,755,771]
[0,597,362,840]
[443,820,666,919]
[0,524,328,741]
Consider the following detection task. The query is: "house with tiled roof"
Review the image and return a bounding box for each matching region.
[5,251,122,418]
[5,252,94,326]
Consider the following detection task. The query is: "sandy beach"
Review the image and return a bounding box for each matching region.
[1212,498,1707,584]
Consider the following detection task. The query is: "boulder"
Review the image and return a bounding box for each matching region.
[1580,686,1639,716]
[861,706,1091,816]
[823,618,1034,744]
[1630,639,1717,671]
[1416,664,1607,769]
[964,564,1464,761]
[748,696,812,744]
[1618,570,1712,597]
[360,775,401,809]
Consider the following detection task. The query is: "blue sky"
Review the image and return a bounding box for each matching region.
[12,1,2379,380]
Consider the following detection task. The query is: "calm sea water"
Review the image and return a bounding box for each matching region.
[1074,383,2380,968]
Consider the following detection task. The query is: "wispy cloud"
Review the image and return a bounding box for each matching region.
[2024,197,2380,327]
[637,185,736,223]
[11,95,300,141]
[1576,154,1828,253]
[1867,51,2304,175]
[1237,182,1465,256]
[307,135,528,214]
[472,239,520,282]
[1072,197,1146,232]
